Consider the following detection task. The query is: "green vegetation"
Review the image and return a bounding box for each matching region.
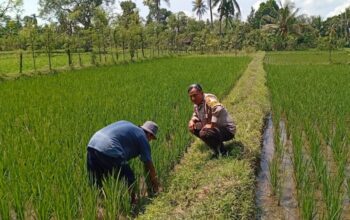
[1,0,349,78]
[0,56,250,218]
[0,51,90,75]
[0,49,172,76]
[266,57,350,219]
[265,50,350,65]
[139,52,269,219]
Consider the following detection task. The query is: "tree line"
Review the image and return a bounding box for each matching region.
[0,0,349,64]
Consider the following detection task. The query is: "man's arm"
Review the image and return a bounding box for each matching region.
[204,95,223,128]
[144,161,160,193]
[189,110,199,132]
[209,105,223,128]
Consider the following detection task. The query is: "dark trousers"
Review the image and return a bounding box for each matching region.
[87,148,135,188]
[193,127,234,154]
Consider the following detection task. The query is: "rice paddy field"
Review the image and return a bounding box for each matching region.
[0,49,163,76]
[0,51,92,75]
[265,51,350,219]
[2,49,350,219]
[0,55,250,218]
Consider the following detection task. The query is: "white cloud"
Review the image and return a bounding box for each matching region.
[182,10,195,18]
[326,0,350,17]
[253,0,265,10]
[303,0,315,6]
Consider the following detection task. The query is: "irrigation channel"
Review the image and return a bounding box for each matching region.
[256,115,350,219]
[256,114,299,219]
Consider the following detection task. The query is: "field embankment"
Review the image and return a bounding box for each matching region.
[138,52,270,219]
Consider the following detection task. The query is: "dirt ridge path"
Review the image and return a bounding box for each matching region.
[137,52,269,219]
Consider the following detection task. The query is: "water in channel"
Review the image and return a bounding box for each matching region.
[255,114,299,220]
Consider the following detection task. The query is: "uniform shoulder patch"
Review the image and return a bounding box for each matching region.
[205,94,221,108]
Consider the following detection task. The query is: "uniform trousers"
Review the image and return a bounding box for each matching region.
[193,126,234,154]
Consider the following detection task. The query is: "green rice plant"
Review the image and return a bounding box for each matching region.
[33,184,54,220]
[0,193,10,219]
[291,127,317,219]
[79,183,100,220]
[103,173,132,219]
[0,55,250,218]
[320,170,343,220]
[299,170,316,220]
[266,53,350,219]
[269,122,285,201]
[265,51,349,65]
[268,155,280,197]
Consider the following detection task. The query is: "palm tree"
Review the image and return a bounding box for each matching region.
[263,0,299,40]
[143,0,170,22]
[208,0,213,27]
[192,0,207,20]
[212,0,241,35]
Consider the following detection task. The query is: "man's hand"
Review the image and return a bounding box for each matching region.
[203,123,213,129]
[144,161,160,195]
[188,120,195,132]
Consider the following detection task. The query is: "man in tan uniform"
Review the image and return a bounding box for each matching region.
[187,83,236,157]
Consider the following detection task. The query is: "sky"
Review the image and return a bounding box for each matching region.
[20,0,350,22]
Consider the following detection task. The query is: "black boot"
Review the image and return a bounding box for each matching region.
[209,146,220,159]
[218,143,228,156]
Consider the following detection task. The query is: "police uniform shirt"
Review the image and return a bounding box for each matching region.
[191,93,235,133]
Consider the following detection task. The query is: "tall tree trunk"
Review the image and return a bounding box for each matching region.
[91,51,96,65]
[113,30,119,61]
[157,35,160,56]
[67,48,72,66]
[19,50,23,74]
[78,51,82,67]
[122,40,125,61]
[47,30,52,72]
[97,35,102,63]
[209,0,213,28]
[31,38,36,72]
[103,42,107,64]
[109,30,116,64]
[141,33,145,58]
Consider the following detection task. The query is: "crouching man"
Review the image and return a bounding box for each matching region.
[187,84,236,158]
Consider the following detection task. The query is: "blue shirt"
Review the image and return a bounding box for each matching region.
[87,120,152,163]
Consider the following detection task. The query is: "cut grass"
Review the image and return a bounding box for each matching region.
[138,52,270,219]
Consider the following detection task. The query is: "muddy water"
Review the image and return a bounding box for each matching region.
[279,121,299,219]
[342,162,350,219]
[256,114,282,219]
[256,115,299,219]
